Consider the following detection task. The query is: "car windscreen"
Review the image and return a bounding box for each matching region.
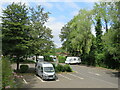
[44,67,54,72]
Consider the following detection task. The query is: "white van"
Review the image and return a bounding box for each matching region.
[65,57,81,64]
[37,56,44,62]
[35,62,56,80]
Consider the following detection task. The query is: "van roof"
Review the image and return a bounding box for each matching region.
[38,56,44,58]
[37,62,53,67]
[67,57,79,58]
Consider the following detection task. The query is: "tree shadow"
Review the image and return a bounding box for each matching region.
[14,67,35,74]
[105,71,120,78]
[26,67,35,74]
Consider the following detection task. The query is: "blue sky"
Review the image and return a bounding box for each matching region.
[0,1,96,48]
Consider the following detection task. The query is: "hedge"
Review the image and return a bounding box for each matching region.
[20,65,29,73]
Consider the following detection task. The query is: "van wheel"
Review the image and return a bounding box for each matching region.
[55,75,58,80]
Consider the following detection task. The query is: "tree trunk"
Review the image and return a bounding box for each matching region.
[105,19,108,33]
[16,57,19,71]
[35,55,38,62]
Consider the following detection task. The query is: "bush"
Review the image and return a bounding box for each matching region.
[53,64,72,73]
[2,57,15,88]
[44,56,53,62]
[58,56,66,63]
[55,64,63,72]
[64,64,72,72]
[20,65,29,73]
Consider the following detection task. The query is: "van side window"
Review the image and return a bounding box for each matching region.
[74,58,76,60]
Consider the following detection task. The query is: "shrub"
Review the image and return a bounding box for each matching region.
[53,64,72,73]
[58,56,66,63]
[20,65,29,73]
[2,57,15,88]
[44,56,53,62]
[64,64,72,72]
[55,64,63,72]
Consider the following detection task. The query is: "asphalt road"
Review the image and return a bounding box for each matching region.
[11,63,119,88]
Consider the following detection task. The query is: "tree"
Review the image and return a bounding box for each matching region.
[95,16,103,53]
[29,5,54,61]
[60,9,93,56]
[102,2,120,69]
[2,2,30,70]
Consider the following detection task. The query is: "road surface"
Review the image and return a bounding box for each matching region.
[11,63,119,88]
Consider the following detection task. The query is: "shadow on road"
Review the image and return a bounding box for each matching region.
[105,71,120,78]
[14,67,35,74]
[26,67,35,74]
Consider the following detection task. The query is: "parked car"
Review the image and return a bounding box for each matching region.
[65,57,81,64]
[35,61,57,80]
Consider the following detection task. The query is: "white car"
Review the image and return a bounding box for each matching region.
[65,57,81,64]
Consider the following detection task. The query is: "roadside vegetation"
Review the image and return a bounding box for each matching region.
[52,63,72,73]
[58,56,66,63]
[2,57,23,88]
[60,2,120,70]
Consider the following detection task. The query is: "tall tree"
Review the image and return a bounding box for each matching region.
[29,5,54,60]
[95,17,103,53]
[102,2,120,69]
[60,9,93,56]
[2,2,29,70]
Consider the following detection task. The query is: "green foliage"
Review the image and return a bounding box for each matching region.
[64,64,72,72]
[2,2,29,57]
[58,56,66,63]
[20,65,29,73]
[20,60,35,64]
[55,64,64,72]
[60,9,93,56]
[29,5,54,57]
[94,52,105,67]
[2,57,15,88]
[44,56,53,62]
[52,63,72,73]
[2,3,54,70]
[2,3,30,70]
[60,2,120,70]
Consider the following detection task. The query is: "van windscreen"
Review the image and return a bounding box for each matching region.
[44,67,54,72]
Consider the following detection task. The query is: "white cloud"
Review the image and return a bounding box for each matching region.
[68,2,80,10]
[45,17,64,48]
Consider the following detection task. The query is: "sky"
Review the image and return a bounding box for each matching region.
[0,0,102,48]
